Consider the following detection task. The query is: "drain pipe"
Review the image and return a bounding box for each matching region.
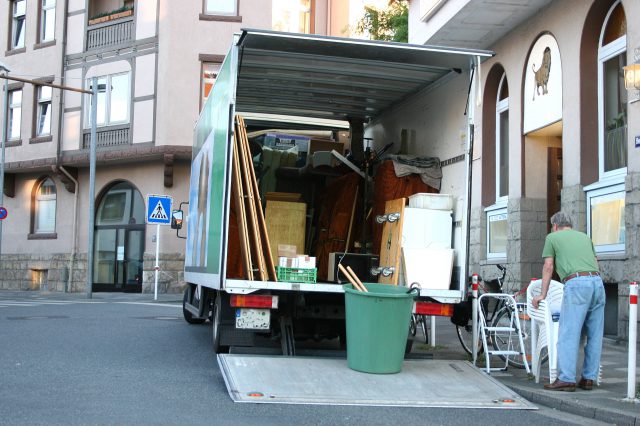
[52,165,78,292]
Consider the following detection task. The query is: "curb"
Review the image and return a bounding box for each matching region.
[505,383,640,426]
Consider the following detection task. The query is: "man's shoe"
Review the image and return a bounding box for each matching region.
[578,378,594,390]
[544,379,576,392]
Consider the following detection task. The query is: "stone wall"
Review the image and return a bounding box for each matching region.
[0,252,186,294]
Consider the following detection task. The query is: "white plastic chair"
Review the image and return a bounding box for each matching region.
[526,279,563,383]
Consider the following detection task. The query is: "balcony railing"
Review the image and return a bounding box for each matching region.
[86,16,134,51]
[83,126,130,149]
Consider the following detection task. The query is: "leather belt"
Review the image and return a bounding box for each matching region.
[563,271,600,283]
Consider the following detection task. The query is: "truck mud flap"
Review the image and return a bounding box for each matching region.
[217,354,536,409]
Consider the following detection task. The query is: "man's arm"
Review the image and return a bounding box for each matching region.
[532,257,555,309]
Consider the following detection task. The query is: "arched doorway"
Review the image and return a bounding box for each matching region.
[93,181,145,292]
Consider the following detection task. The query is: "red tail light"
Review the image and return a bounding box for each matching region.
[414,302,454,317]
[230,294,278,309]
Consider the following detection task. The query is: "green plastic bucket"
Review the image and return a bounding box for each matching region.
[343,283,419,374]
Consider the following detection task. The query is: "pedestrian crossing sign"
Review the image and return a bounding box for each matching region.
[147,195,172,225]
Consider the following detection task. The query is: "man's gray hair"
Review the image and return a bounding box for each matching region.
[550,211,573,228]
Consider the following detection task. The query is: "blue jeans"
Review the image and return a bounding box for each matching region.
[557,276,606,383]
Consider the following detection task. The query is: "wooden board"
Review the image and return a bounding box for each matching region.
[231,134,253,280]
[378,198,405,285]
[265,200,306,262]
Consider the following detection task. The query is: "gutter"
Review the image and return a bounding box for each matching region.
[52,165,78,293]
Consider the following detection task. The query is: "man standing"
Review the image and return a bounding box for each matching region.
[532,211,605,392]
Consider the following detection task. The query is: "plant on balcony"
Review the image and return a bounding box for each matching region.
[88,5,133,26]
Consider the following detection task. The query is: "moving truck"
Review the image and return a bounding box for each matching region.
[176,29,493,354]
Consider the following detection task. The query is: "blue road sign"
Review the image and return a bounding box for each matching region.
[0,207,7,220]
[147,195,172,225]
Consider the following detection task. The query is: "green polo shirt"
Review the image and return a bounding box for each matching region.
[541,229,599,281]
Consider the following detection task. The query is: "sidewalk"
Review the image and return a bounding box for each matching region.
[415,318,640,426]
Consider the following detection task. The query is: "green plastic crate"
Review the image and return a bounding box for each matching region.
[276,266,317,283]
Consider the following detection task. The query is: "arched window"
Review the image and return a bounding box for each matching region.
[598,1,627,178]
[34,177,56,234]
[496,73,509,201]
[585,0,627,255]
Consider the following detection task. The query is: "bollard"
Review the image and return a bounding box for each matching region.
[472,274,479,365]
[627,282,638,400]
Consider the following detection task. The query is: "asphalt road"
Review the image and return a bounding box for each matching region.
[0,293,606,425]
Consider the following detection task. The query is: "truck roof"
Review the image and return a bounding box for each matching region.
[235,29,494,123]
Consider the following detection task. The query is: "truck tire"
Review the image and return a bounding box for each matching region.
[183,287,206,324]
[211,292,228,353]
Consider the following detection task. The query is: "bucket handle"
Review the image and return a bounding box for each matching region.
[407,282,421,297]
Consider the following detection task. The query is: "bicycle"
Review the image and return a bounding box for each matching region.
[453,264,545,369]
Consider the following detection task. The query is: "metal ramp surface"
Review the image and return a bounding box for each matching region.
[218,354,536,409]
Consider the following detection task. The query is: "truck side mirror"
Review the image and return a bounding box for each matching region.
[171,210,183,229]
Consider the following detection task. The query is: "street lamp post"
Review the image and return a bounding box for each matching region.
[0,61,12,265]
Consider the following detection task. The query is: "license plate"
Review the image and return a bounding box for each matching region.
[235,308,270,330]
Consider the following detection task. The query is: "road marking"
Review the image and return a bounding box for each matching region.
[0,300,178,308]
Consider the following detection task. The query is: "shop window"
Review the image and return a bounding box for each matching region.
[205,0,237,16]
[486,206,507,259]
[201,62,221,110]
[273,0,312,34]
[39,0,56,43]
[587,183,625,254]
[8,89,22,141]
[36,86,52,136]
[85,72,130,128]
[10,0,26,50]
[34,177,57,234]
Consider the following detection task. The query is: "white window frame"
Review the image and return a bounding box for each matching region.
[585,181,625,254]
[12,0,26,49]
[84,72,131,128]
[35,178,57,234]
[495,73,509,203]
[40,0,56,42]
[36,86,52,136]
[8,89,22,141]
[485,204,508,260]
[597,1,627,181]
[205,0,237,16]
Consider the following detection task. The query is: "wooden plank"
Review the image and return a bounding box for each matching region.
[235,118,266,281]
[377,198,406,285]
[231,133,253,280]
[238,116,276,281]
[345,185,359,252]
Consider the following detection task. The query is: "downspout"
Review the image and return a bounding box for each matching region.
[326,0,331,35]
[52,165,78,293]
[54,0,72,291]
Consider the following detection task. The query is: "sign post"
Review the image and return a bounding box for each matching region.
[147,195,172,300]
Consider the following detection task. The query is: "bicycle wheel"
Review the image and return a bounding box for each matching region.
[491,305,548,369]
[456,323,483,356]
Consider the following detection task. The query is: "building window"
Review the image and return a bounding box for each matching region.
[201,62,221,109]
[10,0,26,49]
[496,73,509,201]
[273,0,312,34]
[598,1,627,179]
[586,1,627,255]
[205,0,237,15]
[34,178,57,233]
[85,73,130,128]
[486,206,507,259]
[587,183,625,254]
[40,0,56,42]
[36,86,52,136]
[8,89,22,141]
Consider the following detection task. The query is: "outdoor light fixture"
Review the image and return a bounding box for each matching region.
[623,48,640,103]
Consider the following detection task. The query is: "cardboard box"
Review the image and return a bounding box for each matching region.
[277,244,297,258]
[307,139,344,164]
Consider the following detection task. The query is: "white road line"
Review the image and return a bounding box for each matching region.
[116,302,181,308]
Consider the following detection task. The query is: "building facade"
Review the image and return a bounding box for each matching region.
[405,0,639,338]
[0,0,357,294]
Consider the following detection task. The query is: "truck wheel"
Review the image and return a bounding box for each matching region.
[183,287,206,324]
[212,292,223,353]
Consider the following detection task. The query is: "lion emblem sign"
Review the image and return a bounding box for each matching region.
[532,46,551,100]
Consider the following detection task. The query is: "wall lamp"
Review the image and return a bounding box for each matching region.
[623,48,640,103]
